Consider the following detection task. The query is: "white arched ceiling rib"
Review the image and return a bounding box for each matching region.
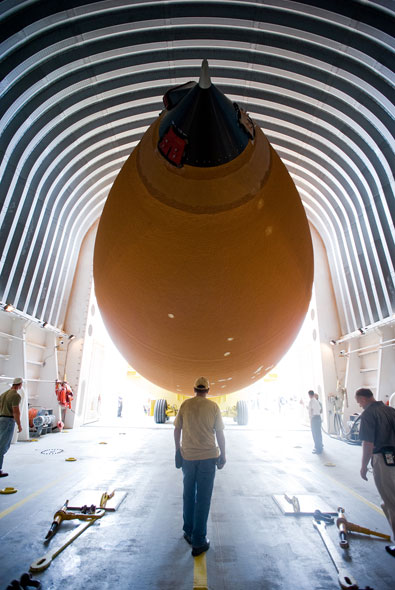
[2,61,390,264]
[288,158,387,324]
[22,151,128,312]
[275,134,393,323]
[15,157,124,308]
[299,183,364,332]
[33,170,120,320]
[0,88,158,309]
[288,160,379,325]
[7,122,148,314]
[2,35,391,178]
[1,19,392,128]
[43,197,105,326]
[227,82,392,324]
[3,101,155,305]
[1,74,392,326]
[291,164,373,328]
[296,171,384,331]
[41,176,116,323]
[4,86,390,330]
[0,0,393,333]
[1,6,388,133]
[1,97,392,326]
[232,101,391,321]
[52,200,105,326]
[268,112,394,314]
[232,87,392,235]
[2,63,391,260]
[303,199,352,332]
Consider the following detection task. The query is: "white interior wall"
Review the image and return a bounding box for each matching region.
[61,221,130,427]
[309,226,344,430]
[61,223,98,428]
[0,315,59,441]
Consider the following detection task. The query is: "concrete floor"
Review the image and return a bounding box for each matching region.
[1,411,394,590]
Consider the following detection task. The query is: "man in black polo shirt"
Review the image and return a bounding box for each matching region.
[356,388,395,556]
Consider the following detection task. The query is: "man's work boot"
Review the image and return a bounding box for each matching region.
[192,539,210,557]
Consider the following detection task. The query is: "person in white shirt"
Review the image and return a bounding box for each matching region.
[308,390,323,454]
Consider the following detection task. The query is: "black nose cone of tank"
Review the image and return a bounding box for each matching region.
[158,60,251,167]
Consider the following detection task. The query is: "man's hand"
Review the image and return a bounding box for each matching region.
[360,441,373,481]
[13,406,22,433]
[360,466,368,481]
[175,448,183,469]
[217,455,226,469]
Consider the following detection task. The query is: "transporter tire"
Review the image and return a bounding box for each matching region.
[236,400,248,425]
[154,399,168,424]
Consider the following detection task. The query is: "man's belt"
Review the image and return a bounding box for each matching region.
[374,446,395,454]
[0,415,14,419]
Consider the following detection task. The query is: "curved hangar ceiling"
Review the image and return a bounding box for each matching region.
[0,1,394,336]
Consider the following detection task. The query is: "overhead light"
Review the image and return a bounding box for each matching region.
[42,321,48,328]
[4,303,14,312]
[358,327,366,335]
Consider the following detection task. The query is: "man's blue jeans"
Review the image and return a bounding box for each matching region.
[0,417,16,470]
[182,457,217,547]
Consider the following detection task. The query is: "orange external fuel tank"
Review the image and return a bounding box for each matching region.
[94,60,313,396]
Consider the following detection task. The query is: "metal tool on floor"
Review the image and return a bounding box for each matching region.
[284,493,300,513]
[337,507,349,548]
[44,499,98,541]
[273,493,337,516]
[336,506,391,545]
[44,499,69,541]
[313,519,374,590]
[314,509,335,525]
[30,490,114,573]
[6,572,41,590]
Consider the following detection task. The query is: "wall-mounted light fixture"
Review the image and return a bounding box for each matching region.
[330,339,337,345]
[1,301,73,340]
[358,327,366,335]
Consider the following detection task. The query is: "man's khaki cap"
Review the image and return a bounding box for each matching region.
[194,376,210,390]
[13,377,23,385]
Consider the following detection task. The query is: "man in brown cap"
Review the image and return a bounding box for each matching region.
[174,377,226,556]
[0,377,23,477]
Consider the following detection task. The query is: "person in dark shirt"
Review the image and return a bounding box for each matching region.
[356,388,395,556]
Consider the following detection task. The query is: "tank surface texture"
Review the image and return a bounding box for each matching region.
[94,61,313,396]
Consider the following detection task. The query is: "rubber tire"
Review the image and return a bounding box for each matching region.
[154,399,168,424]
[236,400,248,425]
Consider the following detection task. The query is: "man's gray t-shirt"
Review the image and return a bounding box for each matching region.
[359,401,395,453]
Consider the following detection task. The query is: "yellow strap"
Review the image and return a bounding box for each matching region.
[193,553,208,590]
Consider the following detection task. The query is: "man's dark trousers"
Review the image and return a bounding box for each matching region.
[182,458,217,547]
